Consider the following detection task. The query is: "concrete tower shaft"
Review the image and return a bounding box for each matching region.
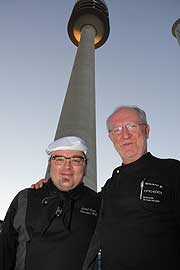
[172,18,180,46]
[68,0,110,49]
[54,24,97,190]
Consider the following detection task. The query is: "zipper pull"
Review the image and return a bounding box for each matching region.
[56,206,62,217]
[140,179,145,200]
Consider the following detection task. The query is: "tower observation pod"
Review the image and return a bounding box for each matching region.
[172,18,180,46]
[68,0,110,49]
[48,1,110,191]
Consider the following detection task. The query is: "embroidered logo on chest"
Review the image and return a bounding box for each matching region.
[139,178,164,203]
[80,207,97,216]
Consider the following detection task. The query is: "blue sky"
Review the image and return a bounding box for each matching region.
[0,0,180,220]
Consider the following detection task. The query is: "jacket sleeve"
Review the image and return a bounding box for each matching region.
[0,194,19,270]
[82,195,104,270]
[172,160,180,226]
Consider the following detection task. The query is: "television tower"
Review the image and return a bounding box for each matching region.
[48,1,110,191]
[172,18,180,46]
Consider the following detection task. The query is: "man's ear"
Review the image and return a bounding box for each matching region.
[82,162,87,178]
[108,132,113,142]
[146,125,150,139]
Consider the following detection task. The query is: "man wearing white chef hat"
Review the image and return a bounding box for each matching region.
[0,136,100,270]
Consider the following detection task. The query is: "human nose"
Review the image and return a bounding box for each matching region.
[122,125,131,138]
[63,158,72,168]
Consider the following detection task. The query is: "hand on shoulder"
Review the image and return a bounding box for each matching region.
[31,179,48,189]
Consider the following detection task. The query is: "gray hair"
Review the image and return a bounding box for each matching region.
[106,105,148,131]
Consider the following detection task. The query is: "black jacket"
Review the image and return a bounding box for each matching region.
[83,153,180,270]
[0,180,101,270]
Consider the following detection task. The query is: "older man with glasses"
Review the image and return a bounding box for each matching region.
[0,136,100,270]
[83,105,180,270]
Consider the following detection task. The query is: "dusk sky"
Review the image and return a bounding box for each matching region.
[0,0,180,220]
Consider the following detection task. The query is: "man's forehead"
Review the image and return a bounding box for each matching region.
[111,108,140,122]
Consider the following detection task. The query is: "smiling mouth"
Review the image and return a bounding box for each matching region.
[61,173,73,176]
[123,142,132,146]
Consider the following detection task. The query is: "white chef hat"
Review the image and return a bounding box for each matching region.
[46,136,88,155]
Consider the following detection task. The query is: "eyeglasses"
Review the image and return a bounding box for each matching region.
[109,122,146,136]
[50,155,86,166]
